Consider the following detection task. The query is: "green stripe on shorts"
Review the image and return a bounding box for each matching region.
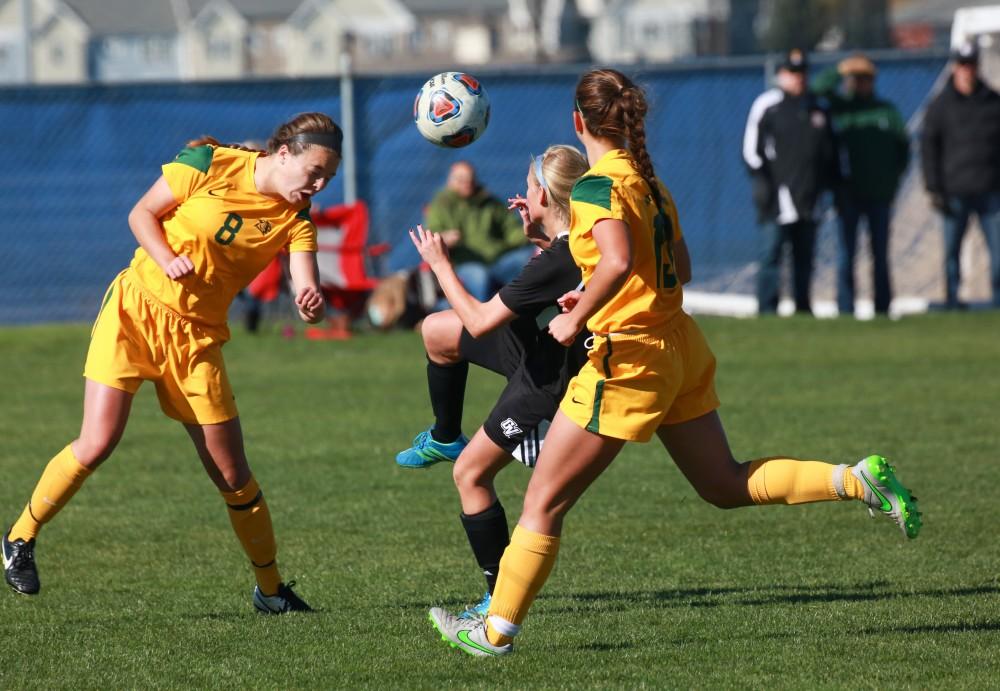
[586,379,605,434]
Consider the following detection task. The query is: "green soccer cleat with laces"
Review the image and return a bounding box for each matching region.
[849,455,922,539]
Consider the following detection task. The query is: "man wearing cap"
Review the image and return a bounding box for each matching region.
[813,54,910,317]
[743,48,840,315]
[921,41,1000,309]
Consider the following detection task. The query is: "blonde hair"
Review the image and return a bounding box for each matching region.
[530,144,589,226]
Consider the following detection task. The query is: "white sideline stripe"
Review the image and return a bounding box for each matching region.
[682,290,929,321]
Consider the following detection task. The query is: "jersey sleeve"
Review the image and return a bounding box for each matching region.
[498,243,579,317]
[570,174,627,235]
[161,145,214,203]
[287,206,318,252]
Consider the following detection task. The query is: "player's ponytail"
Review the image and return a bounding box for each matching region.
[267,112,343,156]
[530,145,588,227]
[575,69,661,205]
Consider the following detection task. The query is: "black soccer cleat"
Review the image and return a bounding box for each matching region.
[3,530,40,595]
[252,581,312,614]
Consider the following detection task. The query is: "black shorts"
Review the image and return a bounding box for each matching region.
[459,326,559,465]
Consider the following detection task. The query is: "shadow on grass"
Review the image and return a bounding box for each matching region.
[558,584,1000,651]
[865,620,1000,635]
[538,581,1000,612]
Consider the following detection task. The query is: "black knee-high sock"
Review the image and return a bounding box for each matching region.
[460,501,509,594]
[427,358,468,442]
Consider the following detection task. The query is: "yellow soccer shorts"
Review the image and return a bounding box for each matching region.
[560,312,720,442]
[84,270,238,425]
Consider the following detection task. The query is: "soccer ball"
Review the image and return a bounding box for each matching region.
[413,72,490,148]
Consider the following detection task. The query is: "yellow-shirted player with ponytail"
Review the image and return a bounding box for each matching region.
[2,112,341,614]
[428,69,922,656]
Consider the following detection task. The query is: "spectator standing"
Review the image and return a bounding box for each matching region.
[921,41,1000,309]
[743,49,840,315]
[813,54,909,317]
[424,161,534,305]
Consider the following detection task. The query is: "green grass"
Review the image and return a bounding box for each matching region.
[1,313,999,689]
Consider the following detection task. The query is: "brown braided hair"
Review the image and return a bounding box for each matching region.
[185,112,342,156]
[575,69,661,205]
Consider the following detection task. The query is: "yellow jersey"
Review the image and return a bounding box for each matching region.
[568,149,684,333]
[129,145,317,326]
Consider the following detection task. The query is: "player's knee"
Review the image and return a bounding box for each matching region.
[72,434,119,467]
[696,485,743,509]
[421,313,460,362]
[692,472,749,509]
[521,487,570,530]
[216,465,251,493]
[452,459,486,492]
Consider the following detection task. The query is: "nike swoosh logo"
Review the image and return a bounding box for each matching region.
[1,543,11,569]
[457,629,501,655]
[572,396,584,404]
[207,188,226,197]
[861,474,892,513]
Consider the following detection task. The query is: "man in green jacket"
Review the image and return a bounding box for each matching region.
[424,161,532,305]
[813,54,909,317]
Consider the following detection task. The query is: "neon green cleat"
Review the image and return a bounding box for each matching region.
[851,455,921,539]
[428,607,512,657]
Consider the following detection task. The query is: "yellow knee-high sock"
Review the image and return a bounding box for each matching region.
[222,475,281,595]
[747,458,864,505]
[9,445,92,541]
[485,525,560,646]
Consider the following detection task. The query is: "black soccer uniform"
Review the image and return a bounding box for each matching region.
[457,236,589,465]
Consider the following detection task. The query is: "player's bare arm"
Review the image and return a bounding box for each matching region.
[409,224,516,337]
[548,218,632,345]
[289,250,325,323]
[127,176,191,280]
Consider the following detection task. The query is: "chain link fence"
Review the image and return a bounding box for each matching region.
[0,52,948,324]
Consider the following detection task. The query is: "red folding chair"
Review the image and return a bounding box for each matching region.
[308,200,389,339]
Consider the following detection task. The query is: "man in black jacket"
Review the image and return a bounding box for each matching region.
[743,49,839,315]
[921,41,1000,309]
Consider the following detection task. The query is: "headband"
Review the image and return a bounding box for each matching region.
[531,153,549,193]
[288,131,342,153]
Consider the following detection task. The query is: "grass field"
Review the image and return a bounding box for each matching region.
[1,313,999,689]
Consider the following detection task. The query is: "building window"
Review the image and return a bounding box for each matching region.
[208,38,232,60]
[311,37,325,57]
[50,44,65,65]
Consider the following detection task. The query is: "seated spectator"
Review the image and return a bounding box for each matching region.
[424,161,535,307]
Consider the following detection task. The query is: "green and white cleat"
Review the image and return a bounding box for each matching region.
[851,455,921,539]
[428,607,512,657]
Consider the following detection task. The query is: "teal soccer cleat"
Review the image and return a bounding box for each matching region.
[395,428,468,469]
[459,591,492,620]
[850,455,922,539]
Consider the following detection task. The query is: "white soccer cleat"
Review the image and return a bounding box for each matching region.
[428,607,512,657]
[252,581,312,614]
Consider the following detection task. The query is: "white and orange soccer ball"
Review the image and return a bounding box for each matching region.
[413,71,490,148]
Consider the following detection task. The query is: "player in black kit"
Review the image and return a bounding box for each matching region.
[397,145,590,617]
